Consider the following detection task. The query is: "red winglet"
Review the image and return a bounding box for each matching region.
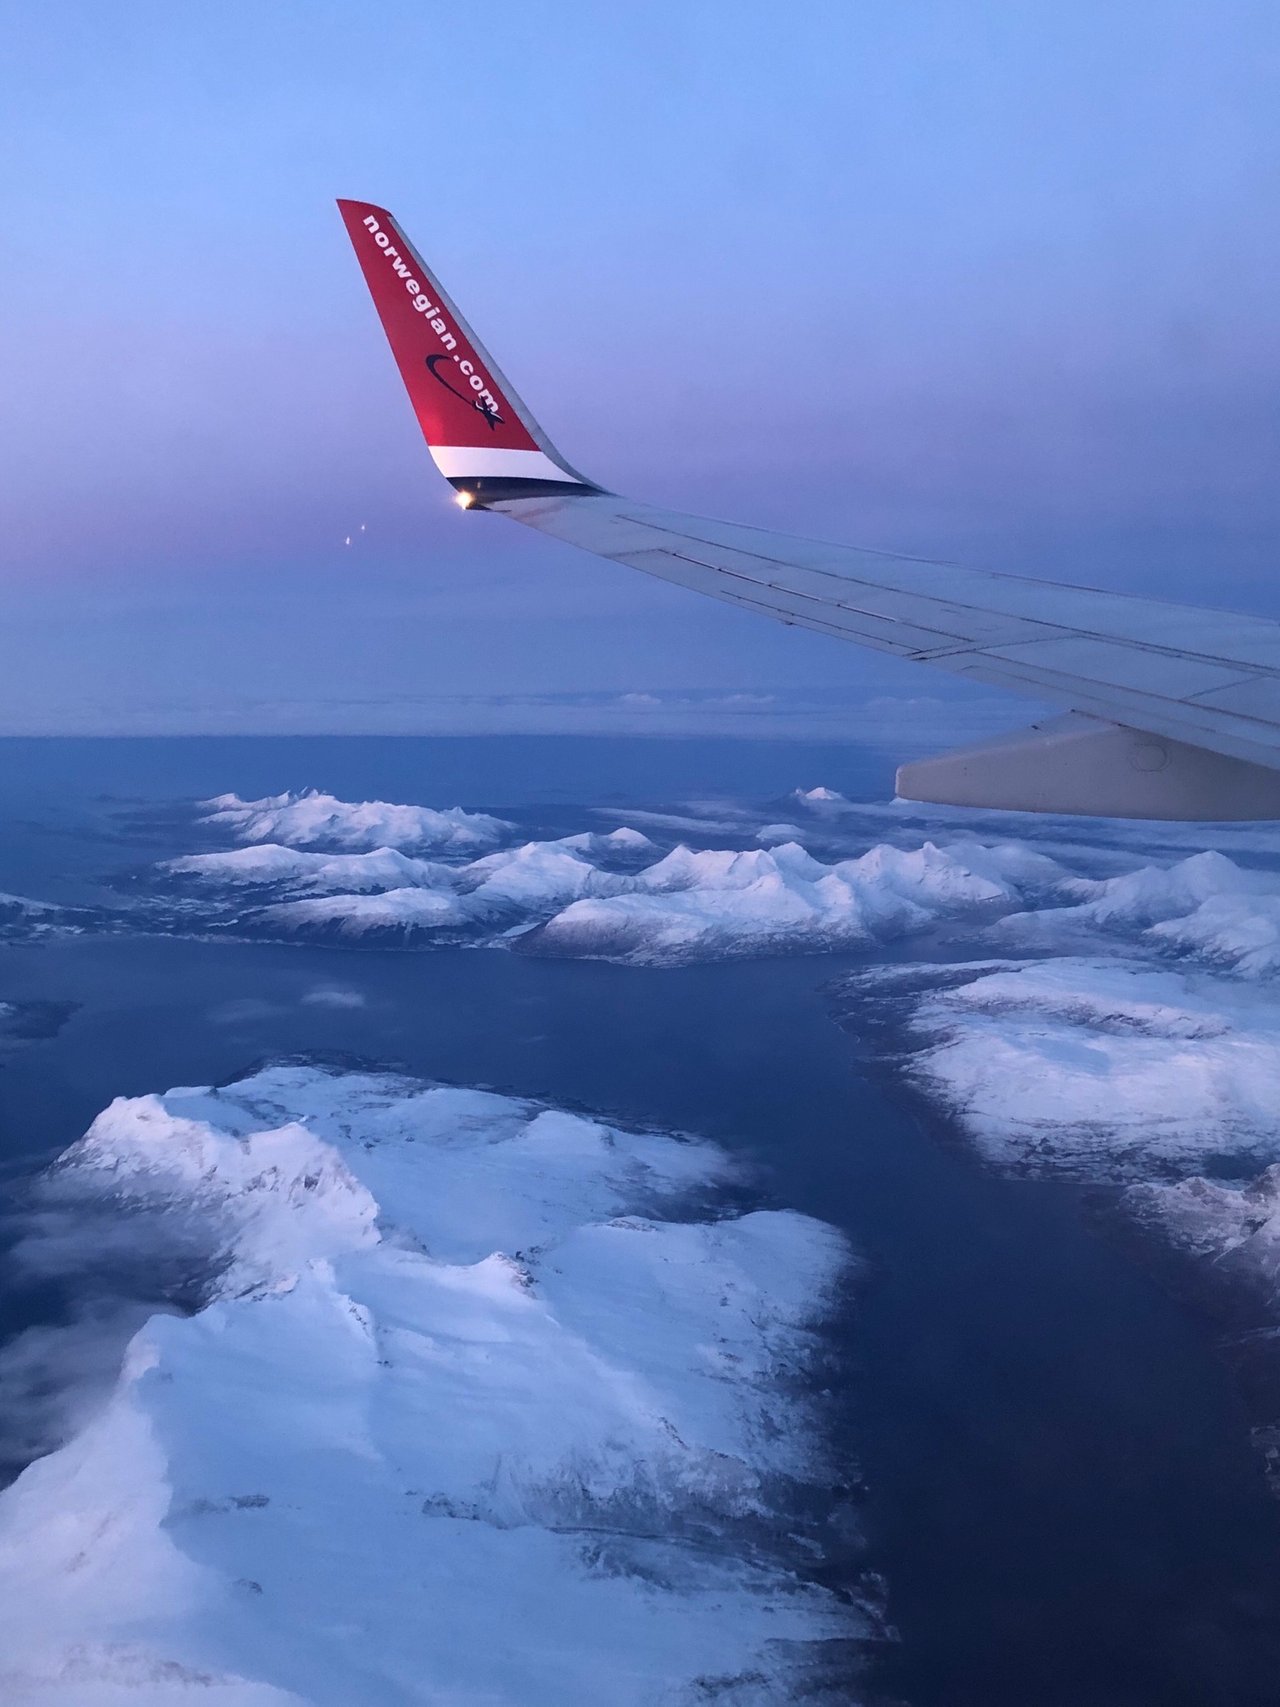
[337,199,595,500]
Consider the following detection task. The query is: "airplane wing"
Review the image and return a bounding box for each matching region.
[338,198,1280,821]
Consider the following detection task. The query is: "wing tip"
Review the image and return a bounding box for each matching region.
[338,195,601,498]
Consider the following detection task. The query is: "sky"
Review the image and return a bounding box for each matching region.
[1,0,1278,737]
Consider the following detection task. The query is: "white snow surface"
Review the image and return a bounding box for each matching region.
[165,801,1280,980]
[557,826,656,855]
[254,839,623,940]
[166,845,456,893]
[866,956,1280,1180]
[200,791,510,853]
[163,824,1071,961]
[813,838,1280,1208]
[990,851,1280,976]
[1063,849,1277,928]
[1150,893,1280,978]
[0,1065,861,1706]
[531,839,1060,964]
[791,788,855,818]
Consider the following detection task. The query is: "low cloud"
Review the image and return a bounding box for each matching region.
[302,986,367,1010]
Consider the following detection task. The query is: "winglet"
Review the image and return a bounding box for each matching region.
[336,200,599,506]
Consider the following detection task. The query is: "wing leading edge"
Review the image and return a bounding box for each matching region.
[339,197,1280,820]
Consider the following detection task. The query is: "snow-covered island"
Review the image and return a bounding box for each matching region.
[0,1064,877,1706]
[37,781,1280,1512]
[160,804,1070,963]
[825,830,1280,1489]
[149,798,1280,1326]
[200,790,511,853]
[840,955,1280,1181]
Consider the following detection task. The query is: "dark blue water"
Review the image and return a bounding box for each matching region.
[2,736,1280,1706]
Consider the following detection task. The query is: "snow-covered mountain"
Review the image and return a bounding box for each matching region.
[200,790,510,853]
[0,1065,871,1706]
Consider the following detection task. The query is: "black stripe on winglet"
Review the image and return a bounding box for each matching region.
[448,475,606,506]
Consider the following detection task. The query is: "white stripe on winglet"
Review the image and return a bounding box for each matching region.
[429,445,585,483]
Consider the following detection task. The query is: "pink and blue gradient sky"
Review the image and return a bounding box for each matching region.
[2,1,1278,734]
